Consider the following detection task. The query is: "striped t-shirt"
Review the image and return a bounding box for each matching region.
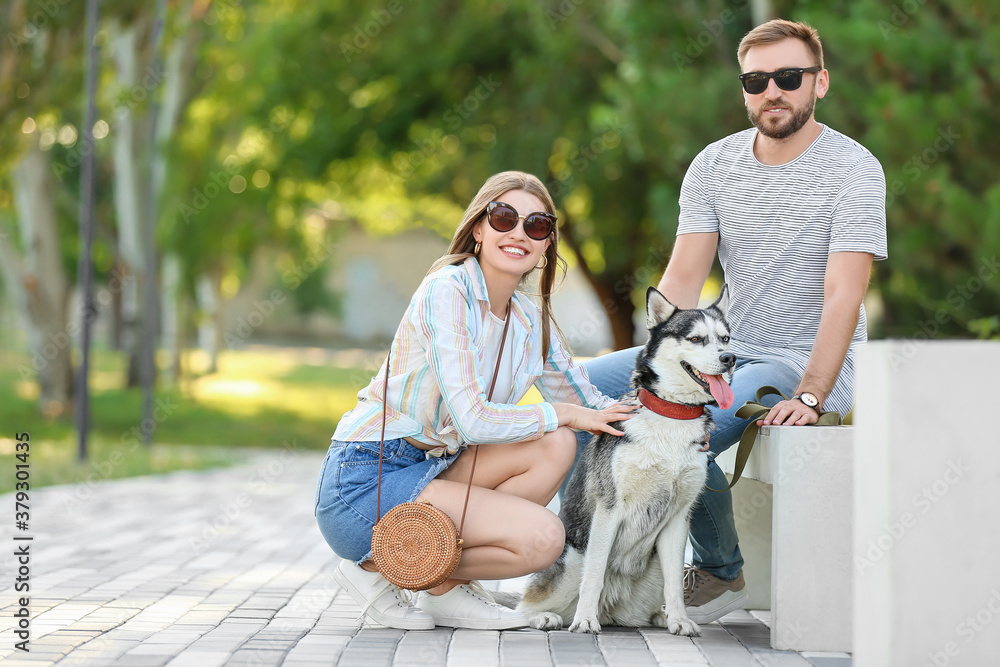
[677,124,888,415]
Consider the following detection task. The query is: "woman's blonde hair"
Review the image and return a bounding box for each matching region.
[428,170,567,359]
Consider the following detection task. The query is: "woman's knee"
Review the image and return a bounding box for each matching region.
[547,426,578,474]
[522,510,566,571]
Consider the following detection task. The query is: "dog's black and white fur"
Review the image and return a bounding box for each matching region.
[517,286,735,635]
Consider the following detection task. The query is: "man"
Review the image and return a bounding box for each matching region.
[573,19,887,624]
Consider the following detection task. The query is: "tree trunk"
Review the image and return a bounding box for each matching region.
[558,212,637,350]
[589,276,637,350]
[110,259,125,349]
[109,18,152,388]
[749,0,776,26]
[156,16,199,384]
[197,273,222,373]
[161,253,183,382]
[111,7,197,387]
[7,139,74,416]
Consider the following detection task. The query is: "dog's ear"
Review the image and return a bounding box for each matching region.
[710,284,730,317]
[646,286,678,329]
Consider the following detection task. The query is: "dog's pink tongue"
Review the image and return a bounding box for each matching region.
[706,375,734,410]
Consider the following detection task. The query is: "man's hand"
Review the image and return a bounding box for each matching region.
[758,399,819,426]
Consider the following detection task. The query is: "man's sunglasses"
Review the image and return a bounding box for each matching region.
[739,66,821,95]
[486,201,556,241]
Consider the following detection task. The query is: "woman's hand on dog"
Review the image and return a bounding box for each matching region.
[555,401,639,437]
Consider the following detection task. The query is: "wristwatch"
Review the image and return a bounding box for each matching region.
[793,392,820,410]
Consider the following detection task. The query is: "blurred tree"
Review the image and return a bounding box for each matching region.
[0,0,86,416]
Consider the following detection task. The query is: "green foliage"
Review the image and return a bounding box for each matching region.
[810,0,1000,337]
[192,0,998,343]
[4,0,999,353]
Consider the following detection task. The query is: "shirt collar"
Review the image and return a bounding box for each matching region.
[463,256,491,305]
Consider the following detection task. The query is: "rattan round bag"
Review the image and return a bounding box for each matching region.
[371,500,462,591]
[370,298,510,592]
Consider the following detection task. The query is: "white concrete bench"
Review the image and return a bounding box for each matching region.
[715,424,854,653]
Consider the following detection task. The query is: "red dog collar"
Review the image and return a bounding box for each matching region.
[637,388,705,420]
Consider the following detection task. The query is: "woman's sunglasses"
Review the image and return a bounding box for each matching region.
[486,201,556,241]
[739,66,821,95]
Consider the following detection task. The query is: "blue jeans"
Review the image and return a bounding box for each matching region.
[315,438,460,565]
[568,347,801,581]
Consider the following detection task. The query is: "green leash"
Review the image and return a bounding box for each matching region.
[707,385,843,493]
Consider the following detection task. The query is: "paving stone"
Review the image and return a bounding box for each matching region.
[802,653,853,667]
[2,450,851,666]
[163,650,230,667]
[499,630,551,667]
[639,628,708,665]
[754,652,814,666]
[448,629,500,667]
[391,628,454,666]
[598,627,658,666]
[695,622,772,666]
[548,630,605,665]
[340,628,405,667]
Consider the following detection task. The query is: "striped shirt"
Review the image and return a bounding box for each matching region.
[332,257,615,456]
[677,125,888,414]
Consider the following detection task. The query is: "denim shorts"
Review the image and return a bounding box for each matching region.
[314,438,460,564]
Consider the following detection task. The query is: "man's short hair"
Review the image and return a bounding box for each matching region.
[737,19,824,71]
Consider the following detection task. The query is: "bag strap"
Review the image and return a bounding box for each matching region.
[377,299,512,541]
[706,385,843,493]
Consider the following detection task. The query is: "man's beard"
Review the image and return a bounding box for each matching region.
[748,93,816,139]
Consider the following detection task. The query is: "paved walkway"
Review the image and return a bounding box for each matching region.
[0,449,852,666]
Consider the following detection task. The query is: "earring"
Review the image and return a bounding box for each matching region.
[474,241,481,255]
[536,254,548,270]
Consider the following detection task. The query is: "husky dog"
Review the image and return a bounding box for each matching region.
[517,286,735,635]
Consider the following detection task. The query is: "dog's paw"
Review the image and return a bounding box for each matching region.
[528,612,563,630]
[667,615,701,637]
[568,616,601,634]
[653,609,701,636]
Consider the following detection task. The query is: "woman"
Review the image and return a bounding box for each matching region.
[315,171,634,630]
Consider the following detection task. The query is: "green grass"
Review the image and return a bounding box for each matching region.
[0,346,373,493]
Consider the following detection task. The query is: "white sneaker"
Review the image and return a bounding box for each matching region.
[418,581,528,630]
[332,559,435,630]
